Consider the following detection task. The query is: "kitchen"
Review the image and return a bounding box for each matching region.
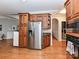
[0,0,73,59]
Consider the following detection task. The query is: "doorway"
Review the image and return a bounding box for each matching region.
[62,21,66,40]
[0,18,18,47]
[52,18,58,40]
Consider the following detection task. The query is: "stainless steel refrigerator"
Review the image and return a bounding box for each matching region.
[28,21,42,49]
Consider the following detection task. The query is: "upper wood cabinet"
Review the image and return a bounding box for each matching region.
[65,0,79,20]
[73,0,79,16]
[65,0,72,20]
[30,13,51,29]
[30,15,37,21]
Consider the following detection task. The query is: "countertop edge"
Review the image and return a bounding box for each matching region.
[66,32,79,38]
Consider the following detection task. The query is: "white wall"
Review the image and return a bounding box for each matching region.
[51,13,66,41]
[0,18,18,39]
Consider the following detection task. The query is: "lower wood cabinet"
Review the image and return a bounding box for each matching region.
[42,34,50,48]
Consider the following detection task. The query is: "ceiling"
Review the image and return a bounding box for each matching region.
[0,0,65,19]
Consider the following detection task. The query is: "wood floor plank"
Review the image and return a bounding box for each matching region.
[0,39,73,59]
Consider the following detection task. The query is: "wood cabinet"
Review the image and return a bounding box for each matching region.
[19,13,29,48]
[73,0,79,17]
[30,13,51,29]
[42,34,50,48]
[65,0,79,58]
[65,0,79,20]
[65,0,72,20]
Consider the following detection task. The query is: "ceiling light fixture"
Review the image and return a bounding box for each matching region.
[22,0,26,2]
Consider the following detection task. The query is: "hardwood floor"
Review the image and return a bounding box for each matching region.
[0,39,73,59]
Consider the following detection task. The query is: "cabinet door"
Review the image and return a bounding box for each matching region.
[42,36,45,48]
[73,0,79,15]
[19,13,29,48]
[66,1,72,19]
[42,16,48,29]
[37,15,49,29]
[37,15,43,21]
[42,35,50,48]
[30,15,37,21]
[47,35,50,46]
[32,15,37,21]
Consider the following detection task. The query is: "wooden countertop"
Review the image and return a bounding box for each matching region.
[66,32,79,38]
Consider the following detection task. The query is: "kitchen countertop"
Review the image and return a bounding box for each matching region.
[43,33,50,36]
[43,29,51,33]
[66,32,79,38]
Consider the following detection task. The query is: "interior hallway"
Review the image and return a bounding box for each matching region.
[0,38,73,59]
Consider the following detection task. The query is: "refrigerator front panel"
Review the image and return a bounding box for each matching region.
[34,22,42,49]
[28,21,42,49]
